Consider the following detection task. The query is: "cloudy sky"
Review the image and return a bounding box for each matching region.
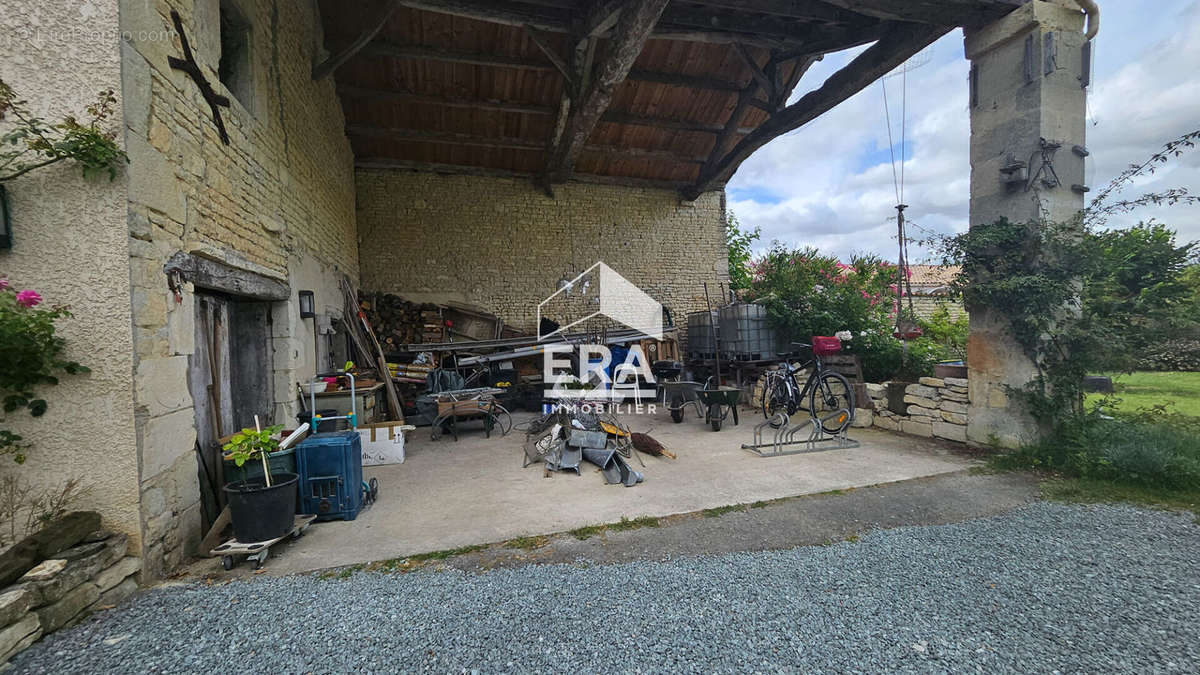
[726,0,1200,263]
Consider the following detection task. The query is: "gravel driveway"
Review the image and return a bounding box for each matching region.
[13,503,1200,673]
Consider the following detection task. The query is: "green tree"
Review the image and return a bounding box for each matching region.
[724,211,760,291]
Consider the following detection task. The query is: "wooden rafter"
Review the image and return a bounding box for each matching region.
[351,40,744,92]
[683,23,949,200]
[312,1,399,79]
[355,157,691,191]
[544,0,670,185]
[346,124,708,164]
[337,84,754,135]
[817,0,1023,26]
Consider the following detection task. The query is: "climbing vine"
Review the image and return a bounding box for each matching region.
[937,128,1200,424]
[0,78,127,183]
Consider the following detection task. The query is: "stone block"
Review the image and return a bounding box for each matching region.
[141,408,198,480]
[906,405,939,419]
[36,581,99,633]
[940,390,969,402]
[127,134,187,223]
[135,356,193,417]
[943,377,968,389]
[851,408,873,428]
[873,415,901,431]
[0,588,33,629]
[93,577,138,611]
[905,384,937,399]
[0,613,41,664]
[941,410,969,425]
[904,395,939,410]
[19,559,66,584]
[865,383,886,399]
[933,421,969,443]
[918,377,945,388]
[93,558,143,594]
[901,419,934,437]
[940,400,969,414]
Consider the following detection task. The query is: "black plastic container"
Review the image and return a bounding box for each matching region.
[224,472,299,543]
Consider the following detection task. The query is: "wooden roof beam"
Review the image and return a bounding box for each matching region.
[354,157,692,191]
[346,124,709,163]
[682,23,949,200]
[352,41,744,92]
[816,0,1025,26]
[336,84,753,135]
[544,0,670,186]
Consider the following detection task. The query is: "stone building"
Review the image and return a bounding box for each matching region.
[1,0,1092,579]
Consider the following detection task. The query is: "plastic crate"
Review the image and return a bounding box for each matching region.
[811,336,842,356]
[718,303,781,361]
[295,431,363,521]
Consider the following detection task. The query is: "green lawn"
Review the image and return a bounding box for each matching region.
[1087,371,1200,417]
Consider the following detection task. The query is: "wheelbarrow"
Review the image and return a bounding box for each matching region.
[696,385,741,431]
[662,380,704,423]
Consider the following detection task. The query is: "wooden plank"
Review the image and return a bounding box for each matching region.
[163,252,289,301]
[817,0,1023,26]
[345,124,708,163]
[683,24,949,199]
[354,40,745,91]
[353,157,691,190]
[337,84,752,134]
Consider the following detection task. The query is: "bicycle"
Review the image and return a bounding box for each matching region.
[761,338,856,434]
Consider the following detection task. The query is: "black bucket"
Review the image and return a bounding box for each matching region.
[296,409,344,433]
[224,472,298,543]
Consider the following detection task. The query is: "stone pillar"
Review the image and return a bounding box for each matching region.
[964,0,1090,447]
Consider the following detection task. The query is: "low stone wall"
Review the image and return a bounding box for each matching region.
[0,513,140,664]
[862,377,970,442]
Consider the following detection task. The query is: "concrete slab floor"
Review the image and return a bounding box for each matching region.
[185,407,977,578]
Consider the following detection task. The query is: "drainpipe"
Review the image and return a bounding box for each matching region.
[1074,0,1100,41]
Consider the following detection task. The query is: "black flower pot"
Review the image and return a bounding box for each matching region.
[223,472,298,543]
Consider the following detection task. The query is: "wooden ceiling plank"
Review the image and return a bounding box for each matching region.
[354,157,691,190]
[351,40,744,91]
[338,84,750,135]
[683,23,949,199]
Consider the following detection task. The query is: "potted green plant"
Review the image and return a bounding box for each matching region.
[222,417,298,543]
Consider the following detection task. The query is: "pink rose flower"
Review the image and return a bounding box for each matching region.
[0,278,9,290]
[15,290,42,308]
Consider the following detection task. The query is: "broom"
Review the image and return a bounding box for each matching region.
[630,432,676,459]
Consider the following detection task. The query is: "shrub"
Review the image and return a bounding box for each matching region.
[1136,337,1200,372]
[993,403,1200,491]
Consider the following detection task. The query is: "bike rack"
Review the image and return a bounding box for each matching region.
[741,409,860,457]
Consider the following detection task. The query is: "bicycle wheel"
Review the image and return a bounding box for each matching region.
[809,371,855,434]
[490,404,514,436]
[761,374,788,427]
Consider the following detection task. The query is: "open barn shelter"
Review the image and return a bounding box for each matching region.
[0,0,1091,583]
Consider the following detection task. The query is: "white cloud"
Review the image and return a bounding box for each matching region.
[728,0,1200,262]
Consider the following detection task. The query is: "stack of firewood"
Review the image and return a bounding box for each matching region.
[358,291,444,348]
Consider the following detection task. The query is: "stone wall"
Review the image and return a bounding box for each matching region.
[120,0,358,577]
[356,171,730,337]
[1,1,143,553]
[0,513,140,665]
[864,377,970,443]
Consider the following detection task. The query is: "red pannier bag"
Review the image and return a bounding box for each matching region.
[811,336,842,355]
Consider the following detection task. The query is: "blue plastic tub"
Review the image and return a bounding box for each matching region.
[295,431,364,521]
